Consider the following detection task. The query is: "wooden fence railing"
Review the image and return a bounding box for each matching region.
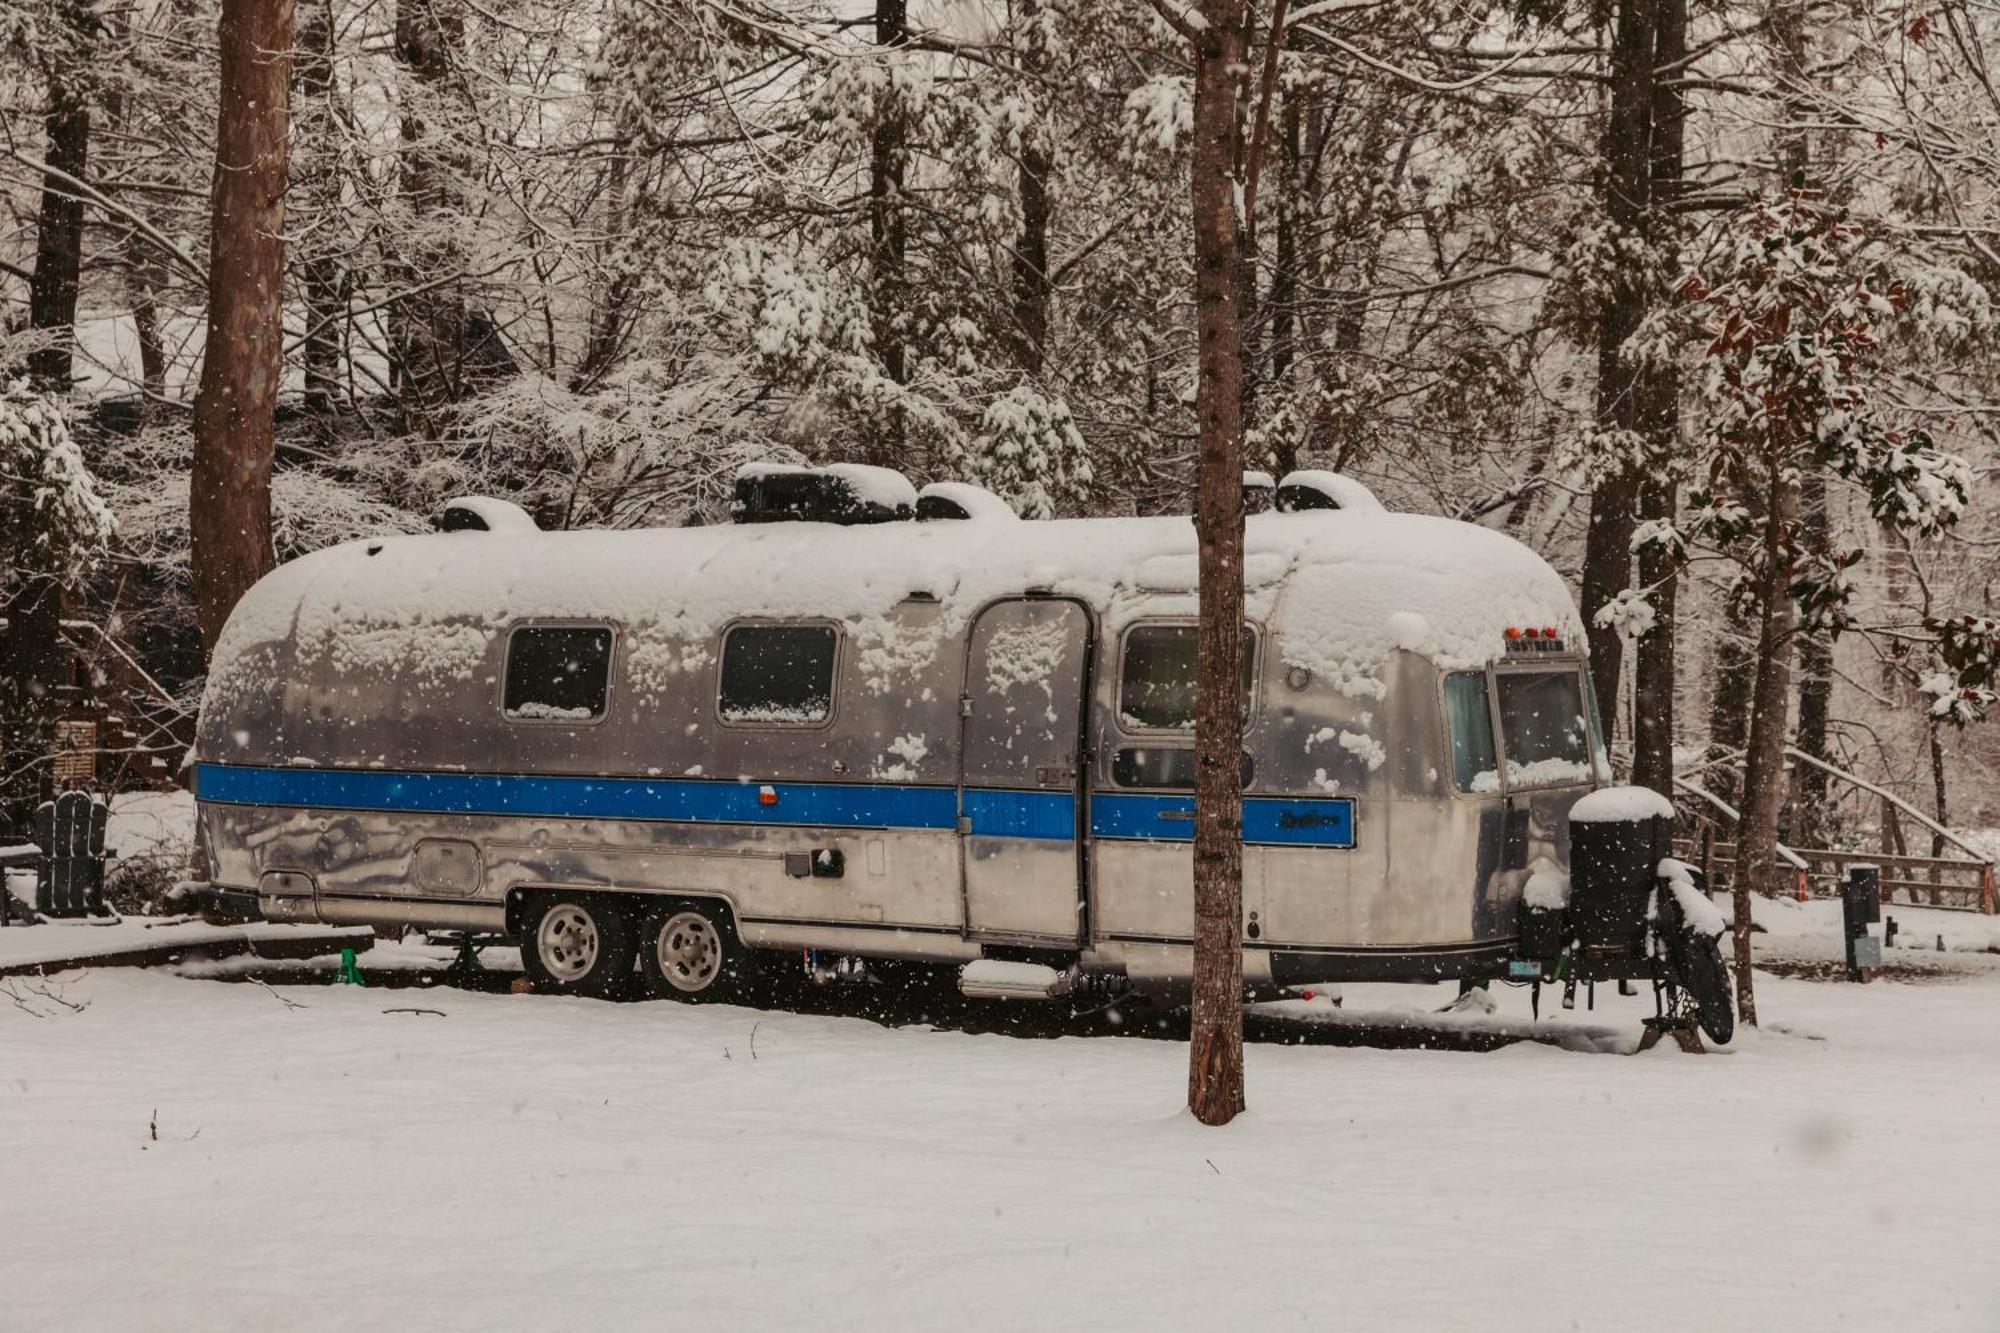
[1674,835,1996,913]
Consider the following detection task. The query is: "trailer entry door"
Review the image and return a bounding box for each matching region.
[959,598,1090,944]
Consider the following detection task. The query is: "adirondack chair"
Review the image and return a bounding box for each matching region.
[34,791,110,919]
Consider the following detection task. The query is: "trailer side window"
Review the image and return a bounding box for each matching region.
[1443,671,1497,792]
[1118,624,1256,731]
[719,624,837,724]
[504,626,614,722]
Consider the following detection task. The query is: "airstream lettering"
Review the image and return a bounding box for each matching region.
[190,470,1635,1005]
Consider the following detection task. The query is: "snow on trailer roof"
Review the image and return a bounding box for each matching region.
[203,508,1582,715]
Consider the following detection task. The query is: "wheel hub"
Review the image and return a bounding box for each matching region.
[657,912,722,992]
[537,904,601,983]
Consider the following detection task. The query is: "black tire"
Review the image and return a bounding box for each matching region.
[638,899,758,1002]
[519,894,637,998]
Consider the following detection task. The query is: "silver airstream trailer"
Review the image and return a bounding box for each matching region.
[188,467,1636,1008]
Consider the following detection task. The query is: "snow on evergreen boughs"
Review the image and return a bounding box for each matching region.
[0,377,115,593]
[1123,74,1191,158]
[966,386,1092,520]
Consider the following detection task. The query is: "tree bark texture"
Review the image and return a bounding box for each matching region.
[6,3,94,828]
[27,8,91,396]
[868,0,909,464]
[1580,0,1661,737]
[1772,0,1831,845]
[1267,96,1300,477]
[1630,0,1685,798]
[1187,0,1251,1129]
[191,0,292,654]
[1705,600,1755,806]
[1790,469,1834,843]
[297,0,346,433]
[1730,459,1798,1029]
[392,0,467,435]
[574,143,636,392]
[1011,1,1050,376]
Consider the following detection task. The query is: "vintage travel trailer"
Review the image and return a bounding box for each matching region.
[186,466,1716,1018]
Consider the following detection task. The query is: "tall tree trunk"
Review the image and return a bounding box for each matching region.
[392,0,466,437]
[1011,2,1050,376]
[1267,95,1300,476]
[1730,456,1797,1029]
[1772,0,1832,845]
[1580,0,1661,739]
[127,231,169,413]
[868,0,909,465]
[1927,718,1949,859]
[5,6,93,829]
[1186,0,1250,1129]
[1630,0,1685,797]
[26,11,91,395]
[1791,469,1834,842]
[190,0,292,654]
[1706,607,1754,804]
[573,141,635,392]
[297,0,345,437]
[100,10,168,418]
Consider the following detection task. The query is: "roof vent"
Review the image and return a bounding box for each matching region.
[1274,470,1385,514]
[916,481,1017,521]
[439,496,538,533]
[1243,470,1276,514]
[732,463,917,525]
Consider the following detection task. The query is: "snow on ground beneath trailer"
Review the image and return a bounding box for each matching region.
[4,947,1999,1331]
[201,508,1584,721]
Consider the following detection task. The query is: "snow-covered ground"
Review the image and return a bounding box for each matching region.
[4,934,1999,1331]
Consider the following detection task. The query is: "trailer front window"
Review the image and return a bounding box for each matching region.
[1490,671,1592,792]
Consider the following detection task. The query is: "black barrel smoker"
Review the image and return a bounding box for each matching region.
[1518,786,1734,1045]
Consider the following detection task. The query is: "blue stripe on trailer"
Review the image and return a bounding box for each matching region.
[194,763,960,831]
[961,788,1075,840]
[1093,793,1355,848]
[194,764,1354,847]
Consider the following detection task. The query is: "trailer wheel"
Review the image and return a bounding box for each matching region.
[520,895,636,998]
[639,900,753,1002]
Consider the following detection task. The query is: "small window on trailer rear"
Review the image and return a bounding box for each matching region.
[718,624,839,725]
[503,626,614,722]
